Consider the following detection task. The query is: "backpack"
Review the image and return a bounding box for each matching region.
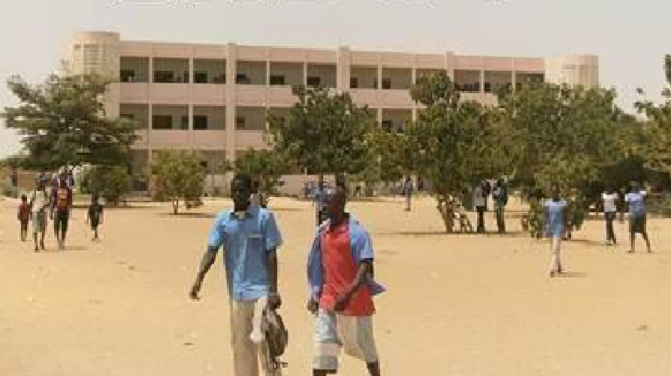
[262,308,288,370]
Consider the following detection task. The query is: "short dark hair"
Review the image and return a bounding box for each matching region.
[21,194,27,201]
[232,174,252,189]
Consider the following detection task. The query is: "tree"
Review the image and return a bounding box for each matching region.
[267,86,376,184]
[408,72,507,232]
[2,74,138,170]
[80,165,131,206]
[635,55,671,182]
[152,150,207,214]
[497,83,623,194]
[232,148,287,195]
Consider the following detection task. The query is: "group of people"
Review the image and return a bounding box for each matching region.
[543,181,653,278]
[15,172,104,251]
[190,174,383,376]
[472,179,508,234]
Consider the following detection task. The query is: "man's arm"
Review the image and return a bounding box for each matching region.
[334,260,373,312]
[189,246,219,300]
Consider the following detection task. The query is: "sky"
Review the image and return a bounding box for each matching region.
[0,0,669,157]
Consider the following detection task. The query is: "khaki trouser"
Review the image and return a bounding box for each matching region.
[230,298,281,376]
[549,237,562,274]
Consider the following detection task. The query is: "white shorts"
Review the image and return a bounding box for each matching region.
[313,309,378,371]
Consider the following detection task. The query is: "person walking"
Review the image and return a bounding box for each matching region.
[473,182,486,233]
[52,175,73,250]
[602,188,619,246]
[314,180,329,226]
[189,174,283,376]
[493,179,508,234]
[544,182,568,278]
[625,181,652,253]
[307,186,384,376]
[17,194,31,241]
[403,176,414,212]
[87,194,104,242]
[29,177,50,252]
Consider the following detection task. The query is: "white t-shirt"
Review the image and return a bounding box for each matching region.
[602,192,618,213]
[473,186,486,207]
[31,190,49,214]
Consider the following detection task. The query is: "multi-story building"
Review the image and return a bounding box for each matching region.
[64,31,599,185]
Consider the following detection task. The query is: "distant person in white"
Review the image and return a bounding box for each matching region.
[624,181,652,253]
[602,188,619,246]
[473,182,487,233]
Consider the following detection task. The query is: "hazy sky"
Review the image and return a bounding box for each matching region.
[1,0,669,157]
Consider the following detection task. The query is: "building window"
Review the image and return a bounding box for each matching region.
[270,75,286,86]
[213,74,226,84]
[381,120,393,131]
[350,77,358,89]
[381,78,392,90]
[194,71,208,84]
[236,74,250,84]
[152,115,173,130]
[194,115,208,130]
[236,116,246,129]
[307,76,321,87]
[181,115,189,130]
[120,69,135,83]
[154,71,174,83]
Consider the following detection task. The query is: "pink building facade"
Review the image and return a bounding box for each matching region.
[64,31,599,188]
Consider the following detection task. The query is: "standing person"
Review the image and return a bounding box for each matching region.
[473,182,486,233]
[493,179,508,234]
[602,188,619,246]
[314,180,328,226]
[87,194,104,242]
[403,176,414,212]
[51,176,73,250]
[625,181,652,253]
[17,194,31,241]
[189,174,283,376]
[544,182,568,278]
[307,186,384,376]
[29,178,50,252]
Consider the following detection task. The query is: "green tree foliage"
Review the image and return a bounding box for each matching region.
[409,72,507,232]
[232,148,286,195]
[80,165,131,206]
[152,150,206,214]
[2,74,138,170]
[497,83,622,194]
[268,86,376,181]
[635,56,671,181]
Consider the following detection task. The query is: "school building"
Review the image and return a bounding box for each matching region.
[63,31,599,191]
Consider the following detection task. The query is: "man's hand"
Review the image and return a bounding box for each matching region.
[334,292,353,312]
[267,292,282,310]
[189,279,202,300]
[306,296,319,314]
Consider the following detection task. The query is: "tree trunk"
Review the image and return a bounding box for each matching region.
[436,197,455,233]
[172,200,179,215]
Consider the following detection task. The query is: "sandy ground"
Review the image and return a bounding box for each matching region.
[1,194,671,376]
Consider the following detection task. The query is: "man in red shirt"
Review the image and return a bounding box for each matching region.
[307,186,382,376]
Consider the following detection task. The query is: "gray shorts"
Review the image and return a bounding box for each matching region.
[31,211,47,234]
[313,309,378,371]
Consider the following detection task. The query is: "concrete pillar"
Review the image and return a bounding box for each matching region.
[480,69,485,94]
[511,58,517,92]
[337,46,351,91]
[377,108,382,124]
[225,43,238,163]
[303,61,308,86]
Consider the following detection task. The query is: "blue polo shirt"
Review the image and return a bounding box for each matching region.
[208,206,283,301]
